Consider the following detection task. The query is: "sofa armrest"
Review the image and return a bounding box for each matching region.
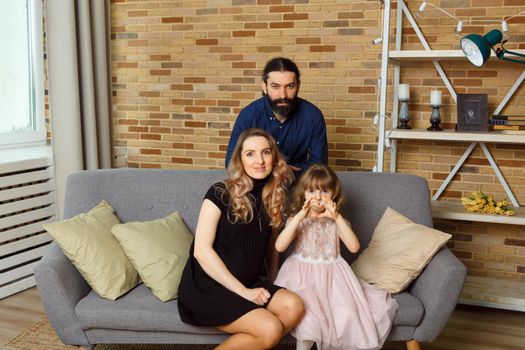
[408,247,467,342]
[34,243,92,346]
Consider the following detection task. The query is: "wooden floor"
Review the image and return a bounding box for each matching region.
[1,287,525,349]
[383,305,525,350]
[0,287,46,345]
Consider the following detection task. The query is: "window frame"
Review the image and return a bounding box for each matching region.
[0,0,46,147]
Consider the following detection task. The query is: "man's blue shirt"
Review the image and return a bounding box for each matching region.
[225,97,328,174]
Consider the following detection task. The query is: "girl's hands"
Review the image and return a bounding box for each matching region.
[276,199,312,253]
[318,199,339,220]
[241,287,271,306]
[295,198,313,220]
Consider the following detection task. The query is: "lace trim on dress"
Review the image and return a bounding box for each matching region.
[291,254,343,265]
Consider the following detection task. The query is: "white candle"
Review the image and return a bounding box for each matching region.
[398,84,410,100]
[431,90,442,106]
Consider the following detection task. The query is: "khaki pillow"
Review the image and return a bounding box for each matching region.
[43,201,140,300]
[352,207,451,293]
[111,211,193,302]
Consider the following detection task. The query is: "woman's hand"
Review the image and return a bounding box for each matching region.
[241,287,271,306]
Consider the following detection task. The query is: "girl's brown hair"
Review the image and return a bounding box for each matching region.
[224,128,294,229]
[289,164,343,216]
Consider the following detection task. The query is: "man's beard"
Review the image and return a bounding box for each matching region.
[264,93,298,118]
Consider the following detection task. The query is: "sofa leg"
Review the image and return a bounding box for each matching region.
[79,346,94,350]
[406,339,421,350]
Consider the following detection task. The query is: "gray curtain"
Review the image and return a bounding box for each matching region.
[45,0,112,218]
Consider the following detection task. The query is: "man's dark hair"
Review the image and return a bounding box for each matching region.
[262,57,300,84]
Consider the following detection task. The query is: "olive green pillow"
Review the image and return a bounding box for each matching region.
[111,211,193,302]
[43,201,140,300]
[352,207,452,293]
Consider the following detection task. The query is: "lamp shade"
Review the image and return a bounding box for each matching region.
[460,29,503,67]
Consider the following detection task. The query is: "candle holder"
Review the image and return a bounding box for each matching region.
[398,99,411,129]
[427,105,443,131]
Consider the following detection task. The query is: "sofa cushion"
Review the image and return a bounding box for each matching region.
[76,286,424,333]
[75,284,223,335]
[111,211,193,302]
[352,207,451,293]
[43,201,140,300]
[392,292,424,326]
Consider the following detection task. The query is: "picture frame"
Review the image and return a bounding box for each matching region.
[456,94,489,132]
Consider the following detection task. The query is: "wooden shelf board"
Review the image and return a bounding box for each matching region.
[388,128,525,144]
[388,49,525,63]
[460,276,525,312]
[432,201,525,225]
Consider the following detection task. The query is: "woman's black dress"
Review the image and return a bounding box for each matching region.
[177,177,282,326]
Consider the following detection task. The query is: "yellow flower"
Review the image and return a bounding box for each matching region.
[460,191,516,216]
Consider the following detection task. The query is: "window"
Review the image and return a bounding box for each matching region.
[0,0,45,146]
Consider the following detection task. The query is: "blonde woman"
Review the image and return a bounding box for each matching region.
[178,128,304,350]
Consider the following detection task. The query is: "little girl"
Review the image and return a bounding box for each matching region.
[275,164,398,350]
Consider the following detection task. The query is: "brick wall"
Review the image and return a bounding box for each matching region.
[110,0,384,170]
[108,0,525,281]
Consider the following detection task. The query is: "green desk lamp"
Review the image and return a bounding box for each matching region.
[460,29,525,67]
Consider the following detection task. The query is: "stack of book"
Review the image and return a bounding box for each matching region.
[490,115,525,133]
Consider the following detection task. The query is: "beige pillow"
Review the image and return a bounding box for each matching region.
[352,207,451,293]
[43,201,140,300]
[111,211,193,302]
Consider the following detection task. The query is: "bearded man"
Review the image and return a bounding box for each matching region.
[225,57,328,176]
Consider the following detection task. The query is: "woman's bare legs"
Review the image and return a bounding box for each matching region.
[216,308,284,350]
[266,288,304,334]
[216,289,304,350]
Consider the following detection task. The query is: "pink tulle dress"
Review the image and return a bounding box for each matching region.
[275,217,398,350]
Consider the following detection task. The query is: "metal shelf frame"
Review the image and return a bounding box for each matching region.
[375,0,525,312]
[376,0,525,208]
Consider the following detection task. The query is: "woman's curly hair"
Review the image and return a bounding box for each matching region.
[288,164,344,217]
[223,128,294,229]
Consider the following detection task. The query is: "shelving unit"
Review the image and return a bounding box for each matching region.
[377,0,525,312]
[432,201,525,225]
[460,276,525,312]
[388,49,525,63]
[388,128,525,144]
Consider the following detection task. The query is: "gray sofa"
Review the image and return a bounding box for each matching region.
[34,169,467,350]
